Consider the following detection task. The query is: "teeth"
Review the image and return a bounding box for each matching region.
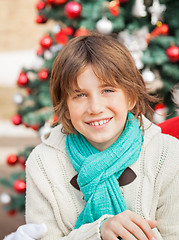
[90,119,110,126]
[99,120,103,125]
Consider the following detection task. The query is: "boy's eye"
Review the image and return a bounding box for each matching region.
[75,93,86,98]
[104,89,114,93]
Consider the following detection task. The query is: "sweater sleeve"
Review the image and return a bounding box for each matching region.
[25,146,112,240]
[156,171,179,239]
[155,136,179,239]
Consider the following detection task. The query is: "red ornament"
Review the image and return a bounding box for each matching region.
[166,45,179,62]
[36,48,44,56]
[17,72,28,87]
[35,15,47,24]
[155,103,166,111]
[46,0,54,4]
[65,2,82,19]
[30,124,40,131]
[160,24,169,35]
[119,0,128,2]
[40,35,53,49]
[75,28,89,37]
[13,179,26,194]
[7,155,18,165]
[26,88,32,95]
[46,0,67,4]
[108,0,120,17]
[147,23,169,43]
[18,156,26,169]
[63,27,74,35]
[152,24,169,36]
[36,1,46,10]
[53,0,67,4]
[23,122,29,128]
[38,69,50,81]
[55,31,68,45]
[7,209,16,216]
[11,114,22,126]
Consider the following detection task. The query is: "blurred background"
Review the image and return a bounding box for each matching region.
[0,0,179,238]
[0,0,53,238]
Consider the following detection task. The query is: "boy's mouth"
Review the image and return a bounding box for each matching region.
[87,118,112,126]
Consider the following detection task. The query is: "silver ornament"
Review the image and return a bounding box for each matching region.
[118,28,148,69]
[0,192,11,204]
[27,71,37,81]
[31,58,44,71]
[96,17,113,35]
[44,50,53,60]
[142,68,155,83]
[13,93,24,105]
[50,44,63,53]
[153,109,166,123]
[132,0,147,17]
[52,24,61,34]
[148,0,166,25]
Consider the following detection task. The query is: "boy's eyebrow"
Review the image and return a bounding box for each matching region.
[72,84,114,92]
[72,89,83,92]
[100,84,114,87]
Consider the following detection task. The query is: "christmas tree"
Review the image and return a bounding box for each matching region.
[0,0,179,215]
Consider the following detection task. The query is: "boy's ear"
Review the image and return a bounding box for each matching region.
[128,98,136,111]
[65,109,71,120]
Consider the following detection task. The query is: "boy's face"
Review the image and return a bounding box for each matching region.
[67,65,134,151]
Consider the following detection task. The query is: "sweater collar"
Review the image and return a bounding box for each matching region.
[41,124,67,152]
[140,115,161,147]
[41,115,161,151]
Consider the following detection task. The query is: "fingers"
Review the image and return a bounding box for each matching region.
[147,220,157,229]
[101,219,137,240]
[124,211,156,240]
[100,210,157,240]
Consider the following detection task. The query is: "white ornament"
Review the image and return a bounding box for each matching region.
[131,49,144,69]
[148,0,166,25]
[153,111,166,123]
[44,50,53,60]
[52,24,61,34]
[118,27,148,69]
[142,67,155,83]
[50,44,63,53]
[153,106,167,123]
[132,0,147,17]
[31,58,44,71]
[153,103,167,123]
[96,17,113,35]
[27,71,37,81]
[13,93,24,105]
[0,192,11,204]
[145,69,163,93]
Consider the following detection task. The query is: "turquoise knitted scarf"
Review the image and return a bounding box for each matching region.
[66,112,143,229]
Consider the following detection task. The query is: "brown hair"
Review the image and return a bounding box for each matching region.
[50,32,158,134]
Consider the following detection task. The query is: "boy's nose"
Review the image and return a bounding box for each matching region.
[87,96,104,114]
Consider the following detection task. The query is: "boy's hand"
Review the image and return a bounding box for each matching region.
[3,223,47,240]
[100,210,157,240]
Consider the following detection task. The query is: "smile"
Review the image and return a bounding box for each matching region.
[88,118,111,126]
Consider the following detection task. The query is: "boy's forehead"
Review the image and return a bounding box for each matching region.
[70,80,118,91]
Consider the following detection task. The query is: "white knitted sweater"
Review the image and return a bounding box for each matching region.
[25,116,179,240]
